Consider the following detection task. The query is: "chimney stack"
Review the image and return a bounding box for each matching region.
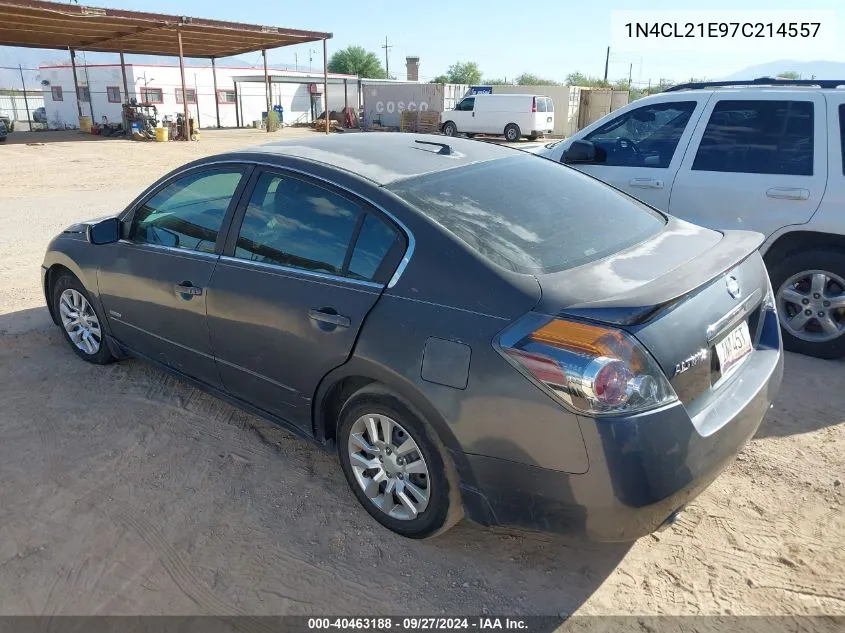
[406,56,420,82]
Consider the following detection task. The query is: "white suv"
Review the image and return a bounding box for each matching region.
[533,79,845,359]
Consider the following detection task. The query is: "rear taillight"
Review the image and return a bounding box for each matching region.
[496,315,677,416]
[531,97,537,113]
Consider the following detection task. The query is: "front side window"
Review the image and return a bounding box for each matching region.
[233,172,362,276]
[456,97,475,112]
[129,169,244,253]
[693,100,814,176]
[584,101,696,168]
[389,155,665,275]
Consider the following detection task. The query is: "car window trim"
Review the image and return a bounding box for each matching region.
[222,162,413,288]
[216,254,383,289]
[120,163,255,255]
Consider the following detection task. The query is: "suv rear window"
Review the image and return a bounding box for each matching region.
[388,156,665,274]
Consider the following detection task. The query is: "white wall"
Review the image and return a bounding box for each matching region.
[40,64,359,129]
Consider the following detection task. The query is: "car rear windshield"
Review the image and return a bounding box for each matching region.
[387,155,665,275]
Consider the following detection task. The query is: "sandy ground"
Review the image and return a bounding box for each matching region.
[0,128,843,619]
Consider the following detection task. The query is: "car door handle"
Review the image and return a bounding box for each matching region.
[174,282,203,296]
[629,178,664,189]
[308,309,350,328]
[766,187,810,200]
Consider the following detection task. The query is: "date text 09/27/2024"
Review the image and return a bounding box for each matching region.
[307,618,530,630]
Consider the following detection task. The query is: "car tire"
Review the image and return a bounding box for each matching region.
[441,121,457,136]
[768,249,845,359]
[504,123,521,142]
[51,272,115,365]
[337,386,463,539]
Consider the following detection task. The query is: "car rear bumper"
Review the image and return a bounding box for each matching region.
[465,325,783,541]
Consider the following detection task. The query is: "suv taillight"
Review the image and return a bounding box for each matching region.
[531,97,537,113]
[496,314,678,416]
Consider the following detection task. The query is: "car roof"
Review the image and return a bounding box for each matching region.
[237,133,517,186]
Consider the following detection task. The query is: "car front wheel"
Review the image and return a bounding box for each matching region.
[770,250,845,358]
[52,272,115,364]
[337,387,463,538]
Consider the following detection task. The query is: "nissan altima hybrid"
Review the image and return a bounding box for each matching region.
[42,134,783,540]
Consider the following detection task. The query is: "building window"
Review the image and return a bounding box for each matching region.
[107,86,121,103]
[51,86,63,101]
[79,86,91,102]
[141,87,163,104]
[217,89,236,104]
[175,88,197,104]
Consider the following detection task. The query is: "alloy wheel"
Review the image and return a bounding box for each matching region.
[777,269,845,342]
[347,413,431,520]
[58,288,102,354]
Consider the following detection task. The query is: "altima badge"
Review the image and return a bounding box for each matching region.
[675,348,709,376]
[726,275,742,299]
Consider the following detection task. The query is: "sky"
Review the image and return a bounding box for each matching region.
[4,0,845,85]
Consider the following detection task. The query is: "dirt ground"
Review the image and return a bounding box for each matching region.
[0,128,843,619]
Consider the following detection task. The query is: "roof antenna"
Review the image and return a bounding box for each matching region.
[414,139,453,155]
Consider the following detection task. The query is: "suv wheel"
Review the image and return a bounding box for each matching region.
[770,250,845,359]
[337,387,463,538]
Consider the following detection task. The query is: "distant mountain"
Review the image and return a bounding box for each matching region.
[723,60,845,80]
[0,46,298,89]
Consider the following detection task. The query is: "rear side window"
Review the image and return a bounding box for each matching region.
[692,100,813,176]
[348,214,402,281]
[536,98,547,113]
[234,172,360,275]
[388,156,665,275]
[839,104,845,175]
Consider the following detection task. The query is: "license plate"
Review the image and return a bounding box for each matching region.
[715,321,752,374]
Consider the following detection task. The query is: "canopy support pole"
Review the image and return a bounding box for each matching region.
[177,27,190,140]
[212,58,221,128]
[263,49,271,132]
[119,51,129,101]
[323,38,329,134]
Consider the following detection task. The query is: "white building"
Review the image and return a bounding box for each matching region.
[39,62,360,129]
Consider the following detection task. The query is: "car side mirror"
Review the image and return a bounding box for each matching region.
[86,217,120,245]
[562,140,606,164]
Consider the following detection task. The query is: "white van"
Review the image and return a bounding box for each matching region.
[441,93,554,142]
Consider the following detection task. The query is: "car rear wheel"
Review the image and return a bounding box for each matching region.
[504,124,521,142]
[337,387,463,538]
[441,121,457,136]
[770,250,845,359]
[51,272,115,364]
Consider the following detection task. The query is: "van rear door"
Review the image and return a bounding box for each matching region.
[533,97,554,136]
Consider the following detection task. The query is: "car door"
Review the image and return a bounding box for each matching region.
[567,96,706,210]
[97,165,251,388]
[205,167,407,432]
[451,97,475,133]
[669,92,826,237]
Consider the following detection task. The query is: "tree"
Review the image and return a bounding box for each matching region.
[483,77,512,85]
[515,73,557,86]
[327,46,386,79]
[565,71,609,88]
[777,71,801,79]
[432,61,483,85]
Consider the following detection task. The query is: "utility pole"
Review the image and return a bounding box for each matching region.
[381,36,393,79]
[603,46,610,82]
[628,63,632,88]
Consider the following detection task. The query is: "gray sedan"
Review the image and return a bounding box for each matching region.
[42,134,783,540]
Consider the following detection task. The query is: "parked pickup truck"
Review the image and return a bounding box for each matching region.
[532,78,845,359]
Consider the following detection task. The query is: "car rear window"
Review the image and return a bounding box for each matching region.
[388,155,665,274]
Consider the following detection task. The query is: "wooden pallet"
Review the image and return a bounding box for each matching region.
[417,111,441,134]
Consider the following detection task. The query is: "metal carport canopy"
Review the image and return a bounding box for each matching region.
[0,0,331,57]
[0,0,334,135]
